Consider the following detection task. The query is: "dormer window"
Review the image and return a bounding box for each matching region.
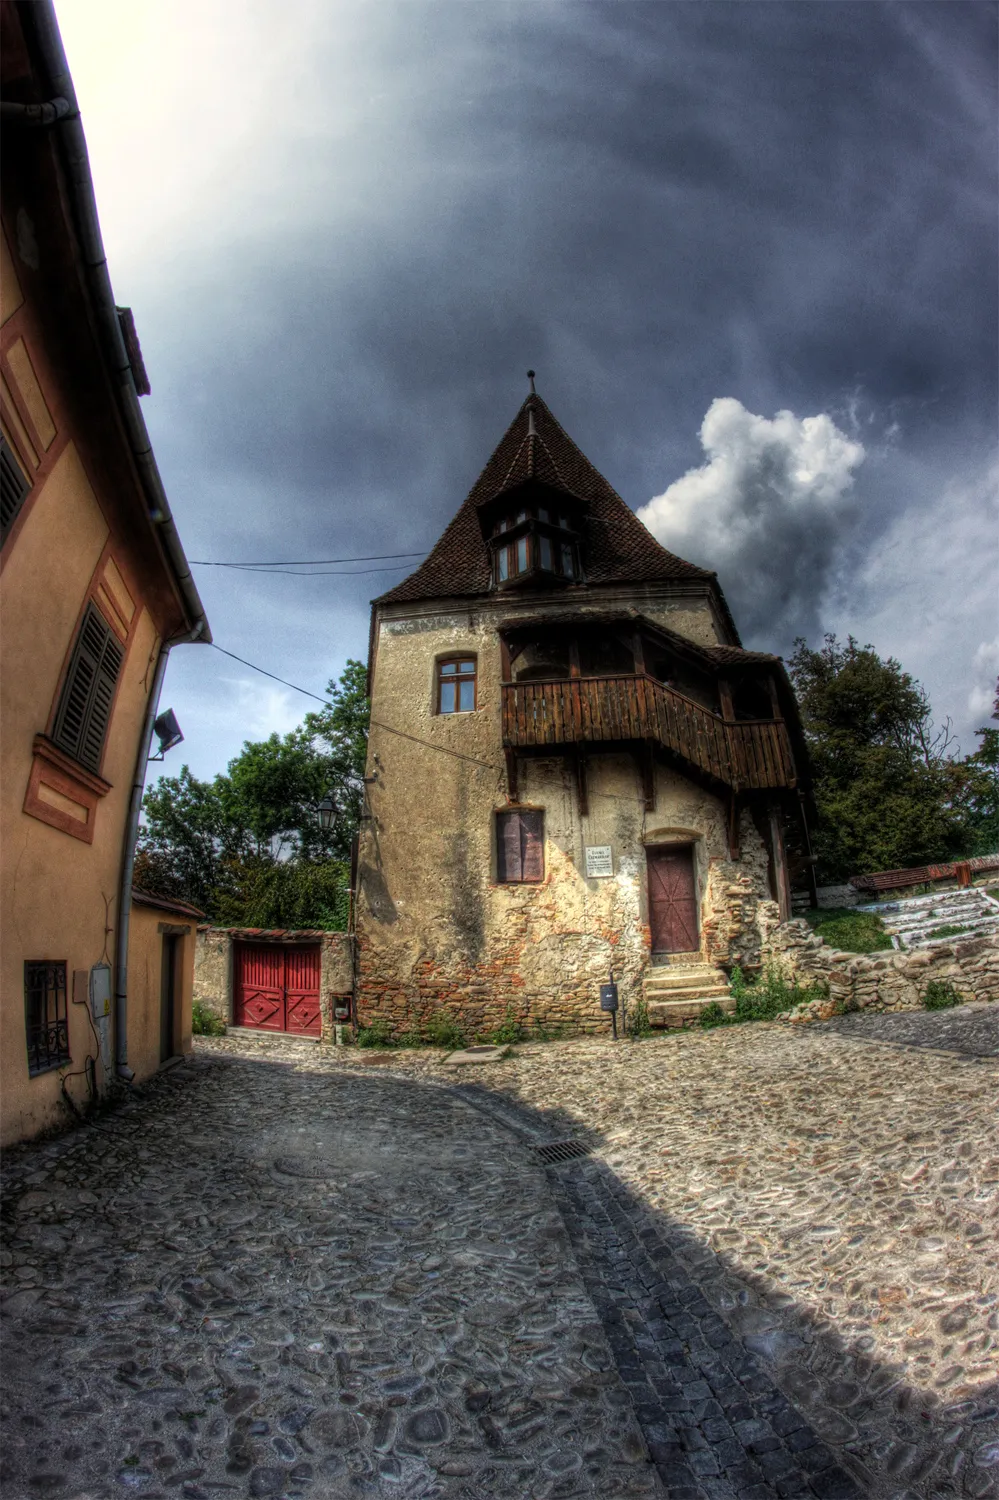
[490,503,579,586]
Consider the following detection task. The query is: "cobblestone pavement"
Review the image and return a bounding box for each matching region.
[2,1004,997,1500]
[1,1053,658,1500]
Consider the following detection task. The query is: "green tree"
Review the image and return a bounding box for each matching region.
[135,659,369,925]
[956,683,999,857]
[788,635,967,881]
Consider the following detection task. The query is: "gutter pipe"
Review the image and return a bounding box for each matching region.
[18,1,212,645]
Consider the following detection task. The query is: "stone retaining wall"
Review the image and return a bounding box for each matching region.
[763,919,999,1024]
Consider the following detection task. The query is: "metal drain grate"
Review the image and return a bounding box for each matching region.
[533,1139,592,1165]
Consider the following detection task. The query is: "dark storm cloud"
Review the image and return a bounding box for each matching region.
[116,0,995,772]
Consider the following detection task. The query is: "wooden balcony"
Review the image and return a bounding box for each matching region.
[501,674,796,792]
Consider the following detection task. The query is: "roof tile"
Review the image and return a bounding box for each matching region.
[377,394,713,606]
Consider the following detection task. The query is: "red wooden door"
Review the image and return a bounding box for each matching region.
[233,944,321,1035]
[284,947,321,1035]
[647,846,699,953]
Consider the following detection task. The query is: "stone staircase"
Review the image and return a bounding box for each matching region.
[642,956,733,1028]
[856,886,999,950]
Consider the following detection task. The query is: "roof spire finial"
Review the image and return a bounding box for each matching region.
[527,369,536,395]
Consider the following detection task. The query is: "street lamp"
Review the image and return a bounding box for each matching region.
[317,791,337,833]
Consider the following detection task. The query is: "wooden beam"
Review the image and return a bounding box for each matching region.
[718,676,734,721]
[769,800,791,923]
[499,636,512,682]
[504,747,519,803]
[766,674,781,718]
[575,753,588,816]
[568,638,581,679]
[632,631,646,676]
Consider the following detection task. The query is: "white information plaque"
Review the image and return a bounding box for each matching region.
[584,845,614,878]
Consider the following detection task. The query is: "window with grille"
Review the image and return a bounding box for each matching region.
[52,604,124,771]
[25,961,70,1076]
[1,434,31,546]
[497,808,545,883]
[437,657,476,714]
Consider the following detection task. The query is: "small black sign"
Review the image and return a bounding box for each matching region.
[599,983,619,1012]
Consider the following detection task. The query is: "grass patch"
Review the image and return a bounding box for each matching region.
[923,979,962,1011]
[700,964,827,1029]
[805,907,892,954]
[626,997,654,1040]
[355,1017,397,1048]
[926,923,971,939]
[191,1001,226,1037]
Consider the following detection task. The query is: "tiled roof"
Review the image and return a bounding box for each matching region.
[377,394,715,606]
[703,644,780,667]
[132,886,205,919]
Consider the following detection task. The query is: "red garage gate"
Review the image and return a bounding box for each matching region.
[233,942,322,1035]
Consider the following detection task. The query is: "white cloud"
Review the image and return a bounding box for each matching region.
[969,639,999,720]
[637,397,865,641]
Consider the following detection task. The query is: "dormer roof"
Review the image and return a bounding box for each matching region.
[376,392,715,606]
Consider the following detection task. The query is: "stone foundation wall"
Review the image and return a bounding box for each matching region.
[762,919,999,1023]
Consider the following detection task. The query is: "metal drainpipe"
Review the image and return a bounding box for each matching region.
[114,625,202,1079]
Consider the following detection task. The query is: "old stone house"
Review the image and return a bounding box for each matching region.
[355,384,814,1036]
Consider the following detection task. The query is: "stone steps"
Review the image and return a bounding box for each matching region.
[643,962,732,1028]
[858,888,999,949]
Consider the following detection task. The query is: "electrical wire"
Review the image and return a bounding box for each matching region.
[208,644,331,703]
[196,564,421,577]
[190,551,427,567]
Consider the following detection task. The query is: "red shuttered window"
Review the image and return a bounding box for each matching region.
[496,809,545,883]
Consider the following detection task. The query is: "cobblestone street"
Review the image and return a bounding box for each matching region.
[1,1006,996,1500]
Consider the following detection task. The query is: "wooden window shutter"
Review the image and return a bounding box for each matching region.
[52,605,124,771]
[519,810,544,882]
[497,809,544,883]
[1,435,31,546]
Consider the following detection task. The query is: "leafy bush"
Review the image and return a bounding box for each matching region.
[805,907,892,954]
[699,1001,728,1029]
[490,1008,524,1046]
[923,980,962,1011]
[191,1001,226,1037]
[422,1011,467,1050]
[529,1017,566,1042]
[626,997,654,1039]
[356,1017,396,1048]
[729,963,826,1023]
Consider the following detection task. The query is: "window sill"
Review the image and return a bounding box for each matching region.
[23,735,112,844]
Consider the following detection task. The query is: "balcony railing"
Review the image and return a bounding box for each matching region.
[501,674,796,791]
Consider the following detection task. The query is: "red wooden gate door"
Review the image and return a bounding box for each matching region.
[233,943,321,1035]
[647,846,699,954]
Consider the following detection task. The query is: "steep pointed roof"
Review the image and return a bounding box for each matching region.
[376,393,714,606]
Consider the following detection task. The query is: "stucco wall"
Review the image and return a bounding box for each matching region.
[126,905,195,1078]
[356,594,779,1038]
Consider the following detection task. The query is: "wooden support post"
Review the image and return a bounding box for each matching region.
[632,631,646,677]
[575,753,589,817]
[639,744,656,812]
[766,674,781,718]
[718,676,735,721]
[504,747,519,803]
[727,793,741,861]
[499,636,512,683]
[769,800,791,923]
[568,638,581,679]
